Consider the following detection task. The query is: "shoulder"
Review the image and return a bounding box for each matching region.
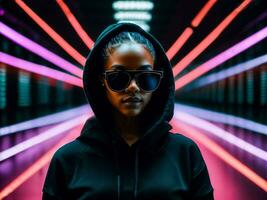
[51,139,89,162]
[167,132,197,148]
[166,132,204,162]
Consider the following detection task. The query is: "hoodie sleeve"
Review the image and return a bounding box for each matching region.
[42,151,69,200]
[189,142,214,200]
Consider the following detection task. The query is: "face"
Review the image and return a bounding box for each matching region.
[103,42,154,118]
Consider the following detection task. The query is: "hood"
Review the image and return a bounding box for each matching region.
[80,22,175,152]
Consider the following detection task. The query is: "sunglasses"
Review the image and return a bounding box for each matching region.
[102,70,163,92]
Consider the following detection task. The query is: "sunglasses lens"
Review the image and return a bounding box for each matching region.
[138,73,161,91]
[106,71,129,91]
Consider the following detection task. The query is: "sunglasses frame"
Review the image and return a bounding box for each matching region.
[102,70,164,93]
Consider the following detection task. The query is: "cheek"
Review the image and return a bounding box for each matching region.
[142,93,152,106]
[106,88,121,107]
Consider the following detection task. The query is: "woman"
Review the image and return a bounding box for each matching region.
[42,22,214,200]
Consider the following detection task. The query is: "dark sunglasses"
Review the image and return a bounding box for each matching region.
[102,70,163,92]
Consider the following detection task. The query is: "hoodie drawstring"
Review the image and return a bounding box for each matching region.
[112,139,141,200]
[134,144,140,200]
[112,140,121,200]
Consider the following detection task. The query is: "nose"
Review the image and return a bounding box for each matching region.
[125,79,140,93]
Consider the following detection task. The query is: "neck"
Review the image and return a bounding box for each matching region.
[112,110,141,145]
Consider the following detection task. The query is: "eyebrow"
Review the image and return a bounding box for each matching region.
[110,64,153,70]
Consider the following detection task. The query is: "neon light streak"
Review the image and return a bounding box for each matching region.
[171,119,267,192]
[191,0,217,27]
[175,26,267,90]
[173,0,251,77]
[173,110,267,161]
[175,103,267,136]
[0,21,83,78]
[15,0,86,65]
[56,0,94,49]
[166,28,193,60]
[0,115,88,162]
[189,54,267,89]
[0,126,81,199]
[0,52,83,88]
[0,105,89,136]
[167,0,217,60]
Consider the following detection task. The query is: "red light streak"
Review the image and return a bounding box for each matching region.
[0,126,82,199]
[15,0,86,65]
[56,0,94,50]
[167,0,218,60]
[171,118,267,192]
[172,0,251,77]
[191,0,217,27]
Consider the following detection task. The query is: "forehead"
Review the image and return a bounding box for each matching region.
[105,43,154,70]
[109,64,153,70]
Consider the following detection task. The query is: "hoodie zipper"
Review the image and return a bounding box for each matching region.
[113,139,140,200]
[134,144,140,200]
[112,140,121,200]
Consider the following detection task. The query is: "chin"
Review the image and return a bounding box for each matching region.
[121,109,142,117]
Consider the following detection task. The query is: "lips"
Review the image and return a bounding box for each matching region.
[122,96,143,103]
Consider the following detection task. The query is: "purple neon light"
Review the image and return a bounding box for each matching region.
[0,9,4,16]
[188,54,267,90]
[0,105,90,136]
[0,114,92,162]
[0,52,83,87]
[0,21,83,78]
[173,110,267,161]
[175,103,267,136]
[175,26,267,90]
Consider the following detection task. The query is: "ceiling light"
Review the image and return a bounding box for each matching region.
[113,1,154,10]
[114,11,152,21]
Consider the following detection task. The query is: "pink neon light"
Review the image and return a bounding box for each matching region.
[56,0,94,49]
[0,105,89,136]
[166,28,193,60]
[0,126,81,199]
[0,115,88,162]
[0,21,83,78]
[175,103,267,136]
[175,26,267,90]
[190,54,267,90]
[173,0,251,77]
[191,0,217,27]
[174,110,267,161]
[171,119,267,192]
[0,52,83,88]
[15,0,86,65]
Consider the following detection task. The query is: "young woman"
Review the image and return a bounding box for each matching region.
[42,22,214,200]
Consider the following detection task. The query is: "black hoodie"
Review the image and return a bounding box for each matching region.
[42,22,214,200]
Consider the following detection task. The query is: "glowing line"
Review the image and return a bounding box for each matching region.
[15,0,86,65]
[166,28,193,60]
[173,0,251,77]
[0,52,83,88]
[167,0,217,60]
[0,115,88,162]
[175,103,267,136]
[0,105,89,136]
[0,126,81,199]
[191,0,217,27]
[188,54,267,90]
[173,109,267,161]
[171,119,267,192]
[0,21,83,78]
[56,0,94,49]
[175,26,267,90]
